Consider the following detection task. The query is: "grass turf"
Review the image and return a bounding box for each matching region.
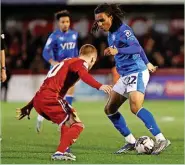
[1,100,184,164]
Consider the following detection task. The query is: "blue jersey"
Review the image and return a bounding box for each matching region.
[43,29,78,63]
[108,24,147,76]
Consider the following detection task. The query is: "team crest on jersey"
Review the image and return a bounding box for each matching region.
[72,34,77,40]
[59,37,64,41]
[124,30,132,38]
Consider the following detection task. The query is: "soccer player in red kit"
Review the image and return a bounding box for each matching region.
[16,44,112,161]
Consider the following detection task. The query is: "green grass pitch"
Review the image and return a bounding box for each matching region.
[1,100,184,164]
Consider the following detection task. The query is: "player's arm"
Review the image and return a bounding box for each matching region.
[105,30,141,56]
[71,61,112,94]
[1,33,7,82]
[117,30,141,54]
[140,47,149,64]
[42,33,59,66]
[140,47,157,72]
[16,98,34,120]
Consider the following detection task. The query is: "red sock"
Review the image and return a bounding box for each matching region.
[57,123,84,153]
[60,125,70,142]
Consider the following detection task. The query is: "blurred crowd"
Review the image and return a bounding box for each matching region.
[2,16,184,73]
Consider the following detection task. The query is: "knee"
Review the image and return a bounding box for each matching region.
[73,122,85,133]
[75,122,85,129]
[130,101,142,114]
[104,104,117,115]
[105,103,114,115]
[130,106,138,114]
[129,92,144,114]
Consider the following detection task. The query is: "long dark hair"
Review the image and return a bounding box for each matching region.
[91,3,125,33]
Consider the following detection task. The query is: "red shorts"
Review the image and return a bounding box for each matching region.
[33,95,78,126]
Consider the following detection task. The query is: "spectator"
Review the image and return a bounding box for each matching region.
[171,44,184,68]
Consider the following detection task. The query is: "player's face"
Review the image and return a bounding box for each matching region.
[88,53,97,70]
[95,12,113,32]
[58,16,70,32]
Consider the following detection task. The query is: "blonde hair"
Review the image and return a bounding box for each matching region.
[79,44,97,58]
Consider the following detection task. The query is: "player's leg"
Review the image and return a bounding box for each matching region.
[34,98,79,160]
[129,91,170,154]
[36,114,44,133]
[105,83,136,153]
[62,85,75,153]
[34,98,47,133]
[128,70,170,154]
[52,108,84,161]
[65,86,75,105]
[111,66,120,85]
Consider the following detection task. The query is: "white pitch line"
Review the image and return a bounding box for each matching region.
[160,116,175,122]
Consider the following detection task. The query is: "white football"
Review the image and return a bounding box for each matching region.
[135,136,155,154]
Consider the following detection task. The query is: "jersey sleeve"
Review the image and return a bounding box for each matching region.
[42,33,57,62]
[71,60,102,89]
[140,47,149,64]
[117,29,141,54]
[1,33,5,50]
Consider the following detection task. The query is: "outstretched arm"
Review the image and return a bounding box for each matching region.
[78,68,102,90]
[72,60,112,94]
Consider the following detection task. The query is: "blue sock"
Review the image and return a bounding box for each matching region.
[65,96,73,105]
[136,108,161,136]
[66,147,70,153]
[108,112,131,137]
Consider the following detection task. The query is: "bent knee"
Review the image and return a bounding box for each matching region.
[130,103,142,114]
[104,105,109,115]
[72,122,85,133]
[104,104,118,115]
[74,122,85,129]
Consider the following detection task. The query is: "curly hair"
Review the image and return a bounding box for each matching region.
[91,3,125,33]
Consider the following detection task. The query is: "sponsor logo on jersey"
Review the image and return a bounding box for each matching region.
[60,42,76,49]
[59,37,64,41]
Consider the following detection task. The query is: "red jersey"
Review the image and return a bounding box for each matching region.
[37,58,102,99]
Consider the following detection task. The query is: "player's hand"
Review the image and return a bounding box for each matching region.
[1,69,7,82]
[16,105,32,120]
[99,85,112,94]
[104,47,118,56]
[147,63,158,73]
[49,59,59,67]
[52,61,59,66]
[91,21,99,34]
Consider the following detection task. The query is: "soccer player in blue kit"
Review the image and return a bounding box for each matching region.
[36,10,79,133]
[92,3,170,155]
